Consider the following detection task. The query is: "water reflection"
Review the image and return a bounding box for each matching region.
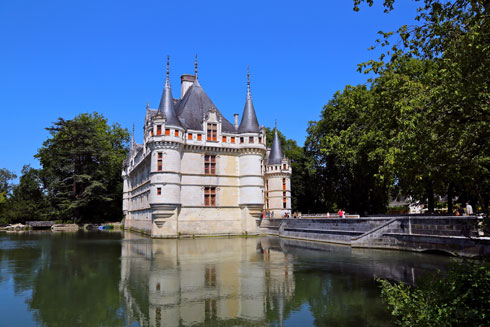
[0,232,126,327]
[0,232,453,327]
[120,234,452,327]
[121,234,295,326]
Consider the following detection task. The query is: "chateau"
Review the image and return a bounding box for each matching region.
[122,58,291,238]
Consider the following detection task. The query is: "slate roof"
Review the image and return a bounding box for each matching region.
[158,72,183,128]
[237,86,260,133]
[268,128,284,165]
[174,78,236,133]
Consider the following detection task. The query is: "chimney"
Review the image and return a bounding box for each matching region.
[180,74,195,98]
[234,114,239,129]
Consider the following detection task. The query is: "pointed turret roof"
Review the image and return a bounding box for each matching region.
[268,126,284,165]
[238,67,260,133]
[158,56,182,128]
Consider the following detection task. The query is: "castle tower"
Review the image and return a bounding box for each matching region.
[264,126,291,218]
[237,68,265,232]
[147,57,184,237]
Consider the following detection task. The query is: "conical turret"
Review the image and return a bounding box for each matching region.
[268,125,284,165]
[158,56,182,127]
[238,67,260,133]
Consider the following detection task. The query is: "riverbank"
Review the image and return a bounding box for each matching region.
[259,216,490,257]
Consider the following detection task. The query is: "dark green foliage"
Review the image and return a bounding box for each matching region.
[305,85,391,214]
[0,168,16,224]
[7,165,50,223]
[35,112,129,223]
[378,261,490,327]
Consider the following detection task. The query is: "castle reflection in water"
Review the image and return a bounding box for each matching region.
[120,234,295,326]
[119,233,451,327]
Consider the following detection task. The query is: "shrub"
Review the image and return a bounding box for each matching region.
[378,261,490,327]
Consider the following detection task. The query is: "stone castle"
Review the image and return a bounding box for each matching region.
[122,58,291,238]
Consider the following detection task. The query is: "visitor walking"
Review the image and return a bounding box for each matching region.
[466,202,473,216]
[455,204,464,216]
[337,209,344,218]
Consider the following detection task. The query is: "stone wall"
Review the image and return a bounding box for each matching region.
[259,216,489,257]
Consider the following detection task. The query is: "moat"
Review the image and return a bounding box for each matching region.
[0,231,454,326]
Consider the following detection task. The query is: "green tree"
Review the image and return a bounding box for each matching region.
[0,168,16,224]
[35,112,129,223]
[305,85,391,214]
[352,0,490,214]
[6,165,50,223]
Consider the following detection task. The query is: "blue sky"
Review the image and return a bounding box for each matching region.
[0,0,419,175]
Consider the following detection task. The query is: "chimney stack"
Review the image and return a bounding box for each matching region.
[180,74,195,98]
[234,114,239,129]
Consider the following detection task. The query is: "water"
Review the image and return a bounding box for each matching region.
[0,231,454,327]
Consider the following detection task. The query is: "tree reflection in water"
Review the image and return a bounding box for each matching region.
[0,232,452,327]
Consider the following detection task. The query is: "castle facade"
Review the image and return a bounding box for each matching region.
[122,58,291,238]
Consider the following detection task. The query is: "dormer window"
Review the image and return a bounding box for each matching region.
[231,137,235,143]
[259,136,262,143]
[249,137,254,143]
[188,133,192,140]
[156,125,162,135]
[240,137,244,144]
[165,128,170,136]
[207,123,217,141]
[175,130,179,137]
[222,136,227,143]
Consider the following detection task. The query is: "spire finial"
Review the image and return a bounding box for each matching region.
[131,123,135,146]
[247,65,250,91]
[166,55,170,80]
[146,101,149,110]
[275,120,277,130]
[194,54,198,78]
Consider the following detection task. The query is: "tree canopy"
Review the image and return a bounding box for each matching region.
[35,112,130,223]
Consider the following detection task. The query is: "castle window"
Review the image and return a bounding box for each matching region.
[165,128,170,136]
[175,130,179,137]
[259,136,262,143]
[156,125,162,135]
[204,187,216,206]
[283,164,287,170]
[197,134,202,141]
[205,265,216,287]
[207,123,217,141]
[188,133,193,140]
[157,153,163,171]
[283,178,286,190]
[283,201,287,209]
[240,137,244,144]
[249,136,254,143]
[283,191,286,197]
[222,136,227,143]
[151,129,154,137]
[204,155,216,175]
[231,137,235,143]
[157,187,162,195]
